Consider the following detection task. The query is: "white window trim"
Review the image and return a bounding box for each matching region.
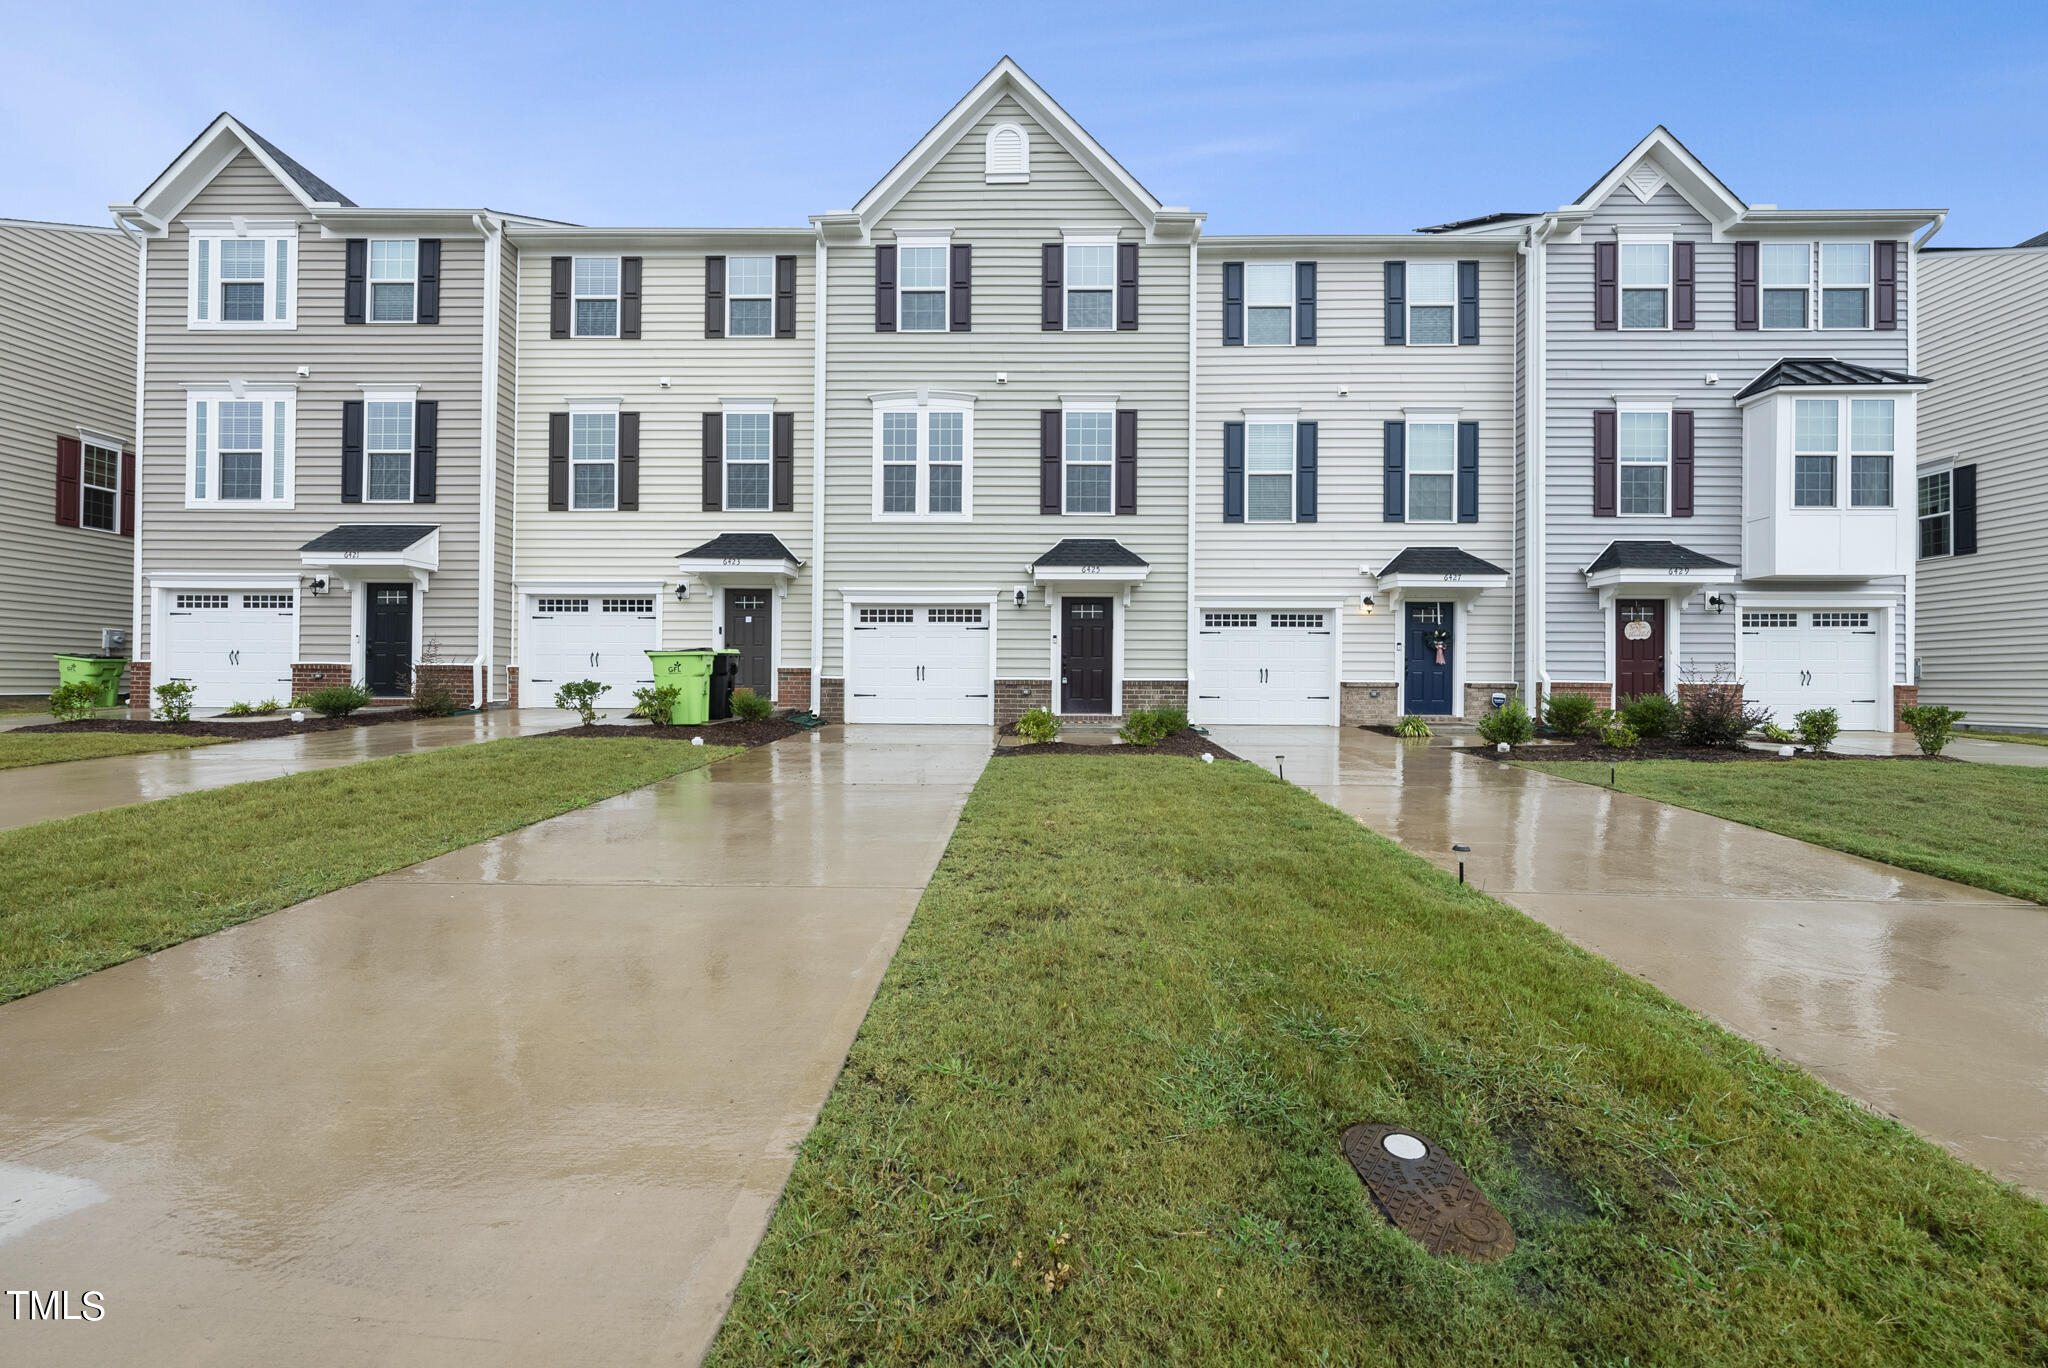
[183,384,296,509]
[567,400,620,512]
[725,253,776,338]
[894,230,952,333]
[76,432,123,535]
[1241,407,1298,525]
[1061,229,1118,333]
[1758,241,1813,331]
[1616,232,1673,332]
[1615,402,1672,519]
[367,238,419,324]
[1404,420,1459,525]
[360,386,419,504]
[1819,240,1875,332]
[1405,259,1458,347]
[1243,261,1295,347]
[984,122,1030,184]
[572,255,621,339]
[186,221,299,330]
[1060,394,1118,516]
[868,388,976,521]
[721,397,776,513]
[1791,396,1841,510]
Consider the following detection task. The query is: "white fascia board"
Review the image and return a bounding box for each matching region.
[1558,127,1747,229]
[516,579,665,596]
[301,536,441,576]
[1029,565,1151,585]
[1200,235,1519,254]
[1582,564,1729,590]
[313,210,488,239]
[837,586,1001,604]
[504,226,815,253]
[1733,380,1930,410]
[676,557,801,580]
[129,115,331,225]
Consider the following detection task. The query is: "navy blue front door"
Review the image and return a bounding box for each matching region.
[1404,602,1454,715]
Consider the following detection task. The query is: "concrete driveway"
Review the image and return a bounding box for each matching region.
[1210,725,2048,1196]
[0,725,989,1366]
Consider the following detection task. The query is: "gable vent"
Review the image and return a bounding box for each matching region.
[985,122,1029,184]
[1624,164,1666,202]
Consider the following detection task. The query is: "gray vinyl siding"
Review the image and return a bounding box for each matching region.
[821,96,1190,689]
[138,152,489,670]
[1542,183,1912,688]
[1915,247,2048,729]
[1194,248,1519,693]
[0,222,136,692]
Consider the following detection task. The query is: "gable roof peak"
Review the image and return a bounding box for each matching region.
[116,111,354,227]
[1563,125,1745,227]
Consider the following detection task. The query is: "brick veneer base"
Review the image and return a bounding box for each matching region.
[1119,679,1188,714]
[1549,681,1613,711]
[993,679,1052,726]
[291,663,353,697]
[507,667,519,709]
[413,663,474,708]
[1341,681,1401,726]
[1464,682,1520,721]
[819,677,844,720]
[1892,685,1918,733]
[777,667,811,709]
[125,660,150,706]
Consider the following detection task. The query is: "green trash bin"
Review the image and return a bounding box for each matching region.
[643,649,719,725]
[54,654,129,708]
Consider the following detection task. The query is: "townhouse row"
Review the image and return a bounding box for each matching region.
[104,61,1941,730]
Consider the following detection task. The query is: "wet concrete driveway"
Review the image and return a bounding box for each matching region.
[0,725,989,1365]
[1211,726,2048,1197]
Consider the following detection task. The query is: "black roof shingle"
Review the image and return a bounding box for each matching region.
[1033,538,1148,568]
[1733,356,1930,401]
[678,533,798,562]
[1378,546,1509,577]
[299,524,436,554]
[1414,212,1539,235]
[1584,540,1735,575]
[233,116,355,207]
[2018,229,2048,248]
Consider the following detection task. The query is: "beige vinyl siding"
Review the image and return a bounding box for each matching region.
[138,152,489,672]
[822,97,1190,690]
[509,246,815,658]
[1194,249,1519,694]
[1916,247,2048,729]
[0,222,136,692]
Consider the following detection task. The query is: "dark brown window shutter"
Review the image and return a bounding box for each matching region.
[873,245,895,332]
[775,254,797,338]
[1594,241,1618,330]
[1114,409,1137,514]
[1039,410,1062,513]
[120,450,135,536]
[1672,241,1695,330]
[417,239,441,324]
[1116,242,1139,330]
[1592,409,1618,517]
[701,412,723,511]
[550,257,571,338]
[950,243,972,331]
[414,400,438,503]
[1041,243,1063,330]
[546,413,568,510]
[772,410,795,512]
[54,436,80,527]
[341,402,365,503]
[1672,409,1694,517]
[703,256,725,339]
[345,240,367,324]
[619,257,642,339]
[618,412,640,510]
[1875,240,1899,330]
[1734,241,1760,330]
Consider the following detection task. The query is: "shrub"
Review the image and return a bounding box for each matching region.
[1542,690,1599,736]
[48,681,102,723]
[632,684,682,725]
[1600,722,1641,750]
[223,701,258,717]
[730,687,775,723]
[254,698,282,714]
[410,671,461,718]
[1394,715,1432,738]
[1794,707,1841,753]
[1622,691,1680,739]
[1900,703,1967,756]
[554,680,607,727]
[153,679,196,723]
[1015,707,1061,744]
[1118,706,1186,747]
[304,683,373,718]
[1475,694,1533,746]
[1758,722,1796,744]
[1680,685,1772,749]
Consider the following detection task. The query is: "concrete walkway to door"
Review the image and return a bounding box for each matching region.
[0,725,990,1366]
[1210,725,2048,1197]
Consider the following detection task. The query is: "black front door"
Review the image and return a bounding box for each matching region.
[726,589,772,696]
[1404,601,1454,715]
[366,583,414,696]
[1061,597,1112,714]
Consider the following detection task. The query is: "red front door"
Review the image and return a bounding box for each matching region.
[1615,599,1665,702]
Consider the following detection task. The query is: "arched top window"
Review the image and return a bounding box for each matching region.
[985,122,1029,184]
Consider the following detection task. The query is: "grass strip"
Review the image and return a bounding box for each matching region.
[0,736,737,1002]
[709,756,2048,1367]
[0,731,227,771]
[1958,730,2048,749]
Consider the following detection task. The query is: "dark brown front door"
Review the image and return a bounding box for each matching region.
[1061,597,1112,714]
[1615,599,1665,702]
[726,589,772,696]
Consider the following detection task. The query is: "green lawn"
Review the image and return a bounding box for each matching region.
[1524,758,2048,903]
[0,736,737,1003]
[0,730,228,771]
[1959,730,2048,749]
[708,758,2048,1367]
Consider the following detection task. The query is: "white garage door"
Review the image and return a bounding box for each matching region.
[524,595,658,708]
[1194,609,1336,725]
[1743,609,1883,731]
[846,606,991,724]
[160,590,296,708]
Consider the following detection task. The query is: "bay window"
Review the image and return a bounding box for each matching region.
[1849,399,1894,506]
[1793,399,1838,506]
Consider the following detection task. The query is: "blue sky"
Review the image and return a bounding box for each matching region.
[4,1,2044,244]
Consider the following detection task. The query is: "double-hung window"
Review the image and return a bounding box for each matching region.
[1917,468,1952,558]
[1245,263,1294,345]
[1760,243,1809,329]
[1793,399,1837,506]
[1617,410,1670,515]
[186,388,295,507]
[872,395,972,518]
[727,255,774,337]
[1406,422,1457,522]
[365,397,415,502]
[724,410,772,510]
[1064,407,1114,512]
[1407,262,1457,345]
[898,242,948,331]
[1245,420,1295,522]
[1849,399,1894,506]
[573,257,620,337]
[570,409,618,509]
[1619,242,1670,329]
[370,240,418,322]
[1065,239,1115,330]
[76,440,120,532]
[1820,243,1871,328]
[188,226,296,328]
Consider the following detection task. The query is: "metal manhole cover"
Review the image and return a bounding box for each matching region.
[1341,1122,1515,1262]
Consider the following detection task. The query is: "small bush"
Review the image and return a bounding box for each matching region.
[1621,691,1680,739]
[632,684,682,724]
[1758,722,1796,744]
[223,701,258,717]
[1600,722,1641,750]
[48,680,102,723]
[1543,690,1599,737]
[554,680,607,727]
[1475,694,1533,746]
[254,698,282,714]
[1794,707,1842,753]
[410,670,461,718]
[1681,685,1771,749]
[1015,707,1061,744]
[730,687,775,723]
[1394,715,1432,738]
[1900,703,1967,756]
[153,679,196,723]
[1119,706,1186,747]
[304,683,373,718]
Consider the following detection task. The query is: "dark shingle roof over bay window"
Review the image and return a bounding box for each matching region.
[678,533,799,563]
[1583,540,1735,575]
[1378,546,1508,577]
[1032,538,1148,569]
[299,524,436,553]
[1733,357,1931,402]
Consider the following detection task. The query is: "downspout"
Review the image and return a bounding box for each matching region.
[809,234,827,715]
[1521,215,1555,706]
[1186,236,1199,719]
[473,213,503,706]
[114,214,147,680]
[1902,210,1943,701]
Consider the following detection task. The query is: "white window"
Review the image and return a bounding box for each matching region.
[1065,238,1115,331]
[365,397,415,502]
[370,240,417,322]
[1405,422,1457,522]
[80,440,121,532]
[573,257,620,338]
[1820,243,1871,329]
[725,410,771,511]
[1245,420,1295,523]
[1918,468,1952,557]
[985,122,1029,183]
[570,409,618,509]
[1619,242,1670,329]
[1618,410,1669,515]
[870,396,973,519]
[185,389,294,507]
[1793,398,1838,507]
[1064,408,1114,513]
[188,226,296,328]
[1245,263,1294,346]
[1850,399,1894,507]
[898,243,948,331]
[1760,243,1810,329]
[727,255,774,337]
[1407,261,1457,345]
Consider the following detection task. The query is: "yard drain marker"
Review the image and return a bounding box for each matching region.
[1340,1122,1515,1263]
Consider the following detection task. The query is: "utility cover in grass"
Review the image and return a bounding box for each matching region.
[1342,1122,1515,1262]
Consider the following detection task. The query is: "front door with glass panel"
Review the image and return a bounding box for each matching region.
[1615,600,1665,701]
[1403,602,1454,715]
[725,589,772,696]
[366,583,414,696]
[1061,598,1113,714]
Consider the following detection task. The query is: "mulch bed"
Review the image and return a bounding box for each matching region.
[540,717,808,748]
[1460,735,1949,764]
[13,709,453,740]
[995,729,1243,762]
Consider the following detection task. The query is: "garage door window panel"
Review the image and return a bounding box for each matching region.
[1245,422,1294,522]
[1406,422,1457,523]
[571,412,617,510]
